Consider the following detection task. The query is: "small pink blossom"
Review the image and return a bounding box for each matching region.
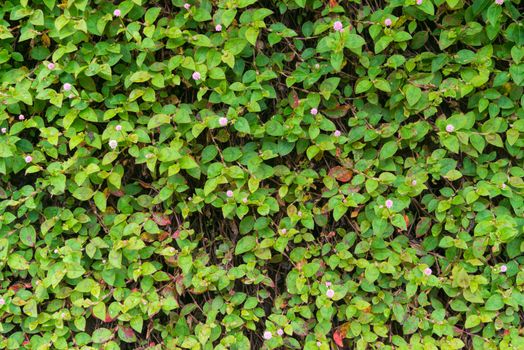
[242,197,248,203]
[333,21,343,32]
[215,24,222,32]
[47,63,55,70]
[281,229,287,234]
[184,3,191,10]
[495,0,504,4]
[1,128,6,134]
[317,341,322,347]
[326,289,335,298]
[0,298,4,305]
[113,9,121,17]
[192,71,201,80]
[411,180,417,186]
[25,155,32,163]
[500,265,507,273]
[226,190,234,198]
[424,267,432,276]
[446,124,455,132]
[68,94,74,99]
[384,18,392,27]
[109,139,117,149]
[334,130,341,137]
[263,331,272,340]
[297,211,302,217]
[219,117,228,126]
[502,183,507,189]
[325,281,332,287]
[416,0,423,4]
[385,199,393,209]
[115,124,122,131]
[277,329,284,336]
[18,114,25,120]
[63,83,72,91]
[310,108,318,115]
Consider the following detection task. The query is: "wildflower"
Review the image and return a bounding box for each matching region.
[263,331,272,340]
[25,155,32,163]
[54,249,59,254]
[297,211,302,217]
[219,117,228,126]
[325,281,332,287]
[385,199,393,209]
[326,289,335,298]
[18,114,25,120]
[310,108,318,115]
[334,130,341,137]
[184,3,191,10]
[412,180,417,186]
[0,298,5,305]
[416,0,423,4]
[215,24,222,32]
[68,94,74,99]
[333,21,343,32]
[446,124,455,132]
[115,124,122,131]
[317,341,322,347]
[1,128,6,133]
[500,265,507,273]
[113,9,121,17]
[495,0,504,4]
[277,329,284,336]
[501,183,507,189]
[192,71,201,80]
[226,190,234,198]
[63,83,72,91]
[109,139,118,149]
[102,259,106,264]
[384,18,392,26]
[47,63,55,70]
[281,229,287,234]
[242,197,248,203]
[424,267,432,276]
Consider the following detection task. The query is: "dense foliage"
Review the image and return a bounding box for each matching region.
[0,0,523,349]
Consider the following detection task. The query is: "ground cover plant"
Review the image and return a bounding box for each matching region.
[0,0,523,349]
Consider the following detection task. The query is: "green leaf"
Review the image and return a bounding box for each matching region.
[235,236,257,255]
[8,254,30,270]
[92,328,113,343]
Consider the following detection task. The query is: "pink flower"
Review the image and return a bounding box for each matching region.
[277,329,284,336]
[502,183,507,189]
[263,331,272,340]
[115,124,122,131]
[184,3,191,10]
[18,114,25,120]
[113,9,121,17]
[192,71,201,80]
[242,197,248,203]
[1,128,6,134]
[297,211,302,217]
[495,0,504,4]
[215,24,222,32]
[446,124,455,132]
[68,94,74,99]
[326,289,335,298]
[325,281,332,287]
[424,267,432,276]
[63,83,72,91]
[334,130,341,137]
[416,0,423,4]
[47,63,55,70]
[333,21,343,32]
[411,180,417,186]
[317,341,322,347]
[0,298,4,305]
[219,117,228,126]
[281,229,287,234]
[25,155,32,163]
[384,18,392,26]
[109,139,117,149]
[310,108,318,115]
[500,265,507,273]
[226,190,234,198]
[385,199,393,209]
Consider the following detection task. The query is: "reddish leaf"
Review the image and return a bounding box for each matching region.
[329,166,353,183]
[329,0,338,7]
[333,329,344,347]
[122,327,135,339]
[172,229,180,239]
[152,213,171,226]
[104,313,116,323]
[290,90,300,109]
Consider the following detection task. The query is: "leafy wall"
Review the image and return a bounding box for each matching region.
[0,0,523,349]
